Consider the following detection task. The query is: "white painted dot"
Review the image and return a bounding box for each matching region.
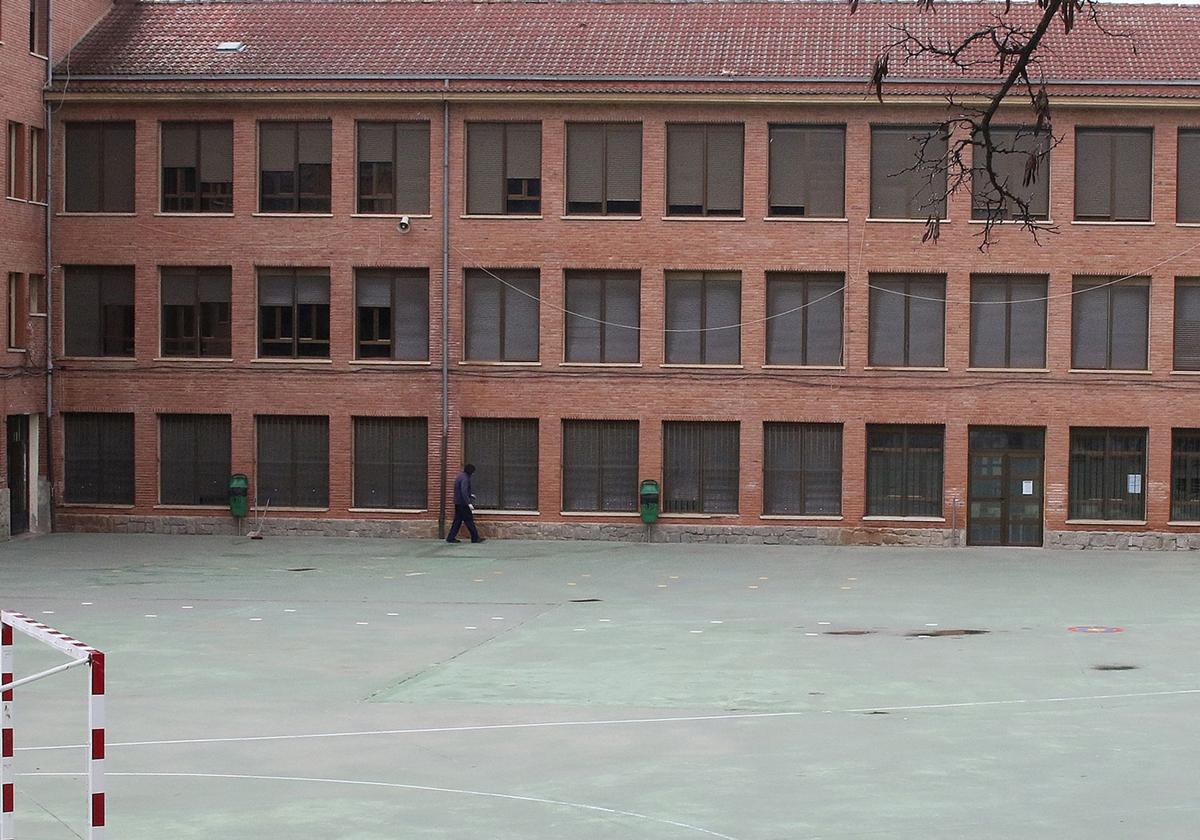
[491,616,504,620]
[840,586,852,590]
[473,579,484,583]
[356,622,369,626]
[144,614,158,619]
[80,602,93,606]
[669,575,680,580]
[464,626,478,630]
[818,621,831,625]
[748,585,759,589]
[41,611,54,615]
[249,618,262,622]
[573,628,586,632]
[181,605,194,610]
[690,630,703,634]
[283,609,297,613]
[925,623,939,627]
[805,632,819,636]
[759,577,769,581]
[386,613,399,617]
[580,573,591,578]
[710,620,723,624]
[848,577,858,581]
[598,618,612,623]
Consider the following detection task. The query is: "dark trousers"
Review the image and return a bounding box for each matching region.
[447,504,480,542]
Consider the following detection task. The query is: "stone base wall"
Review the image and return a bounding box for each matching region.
[1045,530,1200,551]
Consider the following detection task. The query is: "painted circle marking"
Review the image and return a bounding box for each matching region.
[1068,625,1124,634]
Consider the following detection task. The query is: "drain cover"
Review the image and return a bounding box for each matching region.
[1092,664,1138,671]
[907,628,989,637]
[824,630,873,636]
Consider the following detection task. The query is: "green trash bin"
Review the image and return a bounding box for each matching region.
[229,474,249,519]
[639,479,660,524]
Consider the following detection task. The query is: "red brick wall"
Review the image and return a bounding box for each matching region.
[47,95,1200,538]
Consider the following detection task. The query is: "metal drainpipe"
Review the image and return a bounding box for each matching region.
[43,0,56,533]
[437,85,450,539]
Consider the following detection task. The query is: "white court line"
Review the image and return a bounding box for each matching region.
[23,772,742,840]
[16,688,1200,754]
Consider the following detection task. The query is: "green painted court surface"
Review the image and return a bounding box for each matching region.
[3,534,1199,839]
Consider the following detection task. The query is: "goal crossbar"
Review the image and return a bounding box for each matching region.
[1,610,106,840]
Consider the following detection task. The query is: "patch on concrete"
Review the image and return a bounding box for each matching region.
[1092,664,1139,671]
[908,629,989,637]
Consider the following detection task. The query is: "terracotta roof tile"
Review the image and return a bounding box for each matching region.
[55,1,1200,89]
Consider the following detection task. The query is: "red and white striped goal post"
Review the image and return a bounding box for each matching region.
[1,610,105,840]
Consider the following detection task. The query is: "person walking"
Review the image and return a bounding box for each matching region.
[447,463,485,543]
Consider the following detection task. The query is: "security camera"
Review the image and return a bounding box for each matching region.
[397,215,411,233]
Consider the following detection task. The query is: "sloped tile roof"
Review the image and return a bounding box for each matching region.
[56,0,1200,88]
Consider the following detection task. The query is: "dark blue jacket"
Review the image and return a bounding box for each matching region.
[454,471,473,506]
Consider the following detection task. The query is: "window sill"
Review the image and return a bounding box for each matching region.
[253,507,331,513]
[251,358,334,364]
[458,360,541,366]
[30,51,48,61]
[760,514,843,521]
[1064,519,1147,526]
[348,507,429,514]
[351,213,433,219]
[763,216,848,223]
[474,509,540,516]
[29,313,47,318]
[559,215,643,221]
[559,362,643,368]
[762,364,845,371]
[1071,220,1154,226]
[153,504,228,511]
[5,196,29,205]
[1067,368,1152,375]
[967,219,1053,226]
[460,214,543,220]
[61,503,135,510]
[153,357,234,363]
[862,515,946,523]
[661,216,747,222]
[864,366,949,372]
[659,363,745,369]
[1167,521,1200,526]
[58,356,136,362]
[56,212,137,218]
[966,367,1050,373]
[865,218,950,224]
[350,359,432,366]
[252,213,334,218]
[1169,370,1200,376]
[7,348,27,354]
[658,513,739,520]
[1176,222,1200,228]
[155,212,235,218]
[560,511,639,517]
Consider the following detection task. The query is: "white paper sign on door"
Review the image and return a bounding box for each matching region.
[1128,474,1142,494]
[1022,480,1034,496]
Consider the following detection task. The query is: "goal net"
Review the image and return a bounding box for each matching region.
[1,610,105,839]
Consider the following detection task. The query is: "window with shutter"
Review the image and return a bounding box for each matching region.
[464,269,539,361]
[665,271,740,364]
[969,275,1047,368]
[466,123,541,215]
[159,415,231,506]
[1071,276,1149,370]
[1174,279,1200,370]
[1069,428,1146,520]
[259,121,331,213]
[564,270,639,363]
[868,274,945,367]
[65,122,135,213]
[462,418,538,510]
[768,125,846,218]
[64,266,134,357]
[356,122,430,214]
[64,413,134,504]
[258,268,330,358]
[1074,127,1153,221]
[161,267,231,357]
[1178,130,1200,223]
[666,124,743,216]
[353,417,428,509]
[763,423,842,515]
[256,415,329,507]
[765,272,843,365]
[162,122,233,213]
[7,122,27,200]
[355,268,429,360]
[1171,429,1200,521]
[662,422,739,514]
[562,420,638,511]
[971,126,1050,220]
[566,123,642,216]
[866,425,944,517]
[870,126,947,219]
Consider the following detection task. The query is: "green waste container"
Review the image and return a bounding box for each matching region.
[639,479,660,524]
[229,474,249,518]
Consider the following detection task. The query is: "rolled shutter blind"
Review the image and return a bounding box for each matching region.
[1072,279,1110,369]
[197,267,231,303]
[394,123,430,213]
[705,125,743,213]
[392,270,429,361]
[500,420,539,510]
[101,267,134,306]
[1178,131,1200,222]
[259,271,294,306]
[599,421,638,511]
[502,271,539,361]
[391,417,427,509]
[907,276,946,366]
[566,124,604,207]
[104,123,136,212]
[260,123,296,171]
[763,422,801,514]
[353,417,391,507]
[256,416,290,505]
[969,276,1009,368]
[1176,282,1200,369]
[1019,130,1051,218]
[662,422,701,513]
[562,420,600,511]
[806,127,846,218]
[603,272,640,363]
[356,270,391,307]
[297,271,330,305]
[505,123,541,180]
[870,127,910,218]
[1113,129,1152,221]
[465,270,501,360]
[667,125,704,210]
[1074,129,1112,218]
[467,123,504,214]
[564,272,602,362]
[768,127,805,212]
[1008,277,1048,368]
[298,122,331,164]
[916,130,948,218]
[805,275,844,366]
[161,123,195,168]
[358,123,394,163]
[665,274,702,362]
[200,123,233,183]
[704,273,741,364]
[160,268,196,306]
[159,415,197,505]
[65,124,102,212]
[293,416,329,508]
[463,419,502,508]
[1110,281,1149,370]
[701,422,739,513]
[868,275,906,366]
[605,124,642,206]
[766,274,805,364]
[803,423,842,515]
[65,267,101,356]
[100,414,135,505]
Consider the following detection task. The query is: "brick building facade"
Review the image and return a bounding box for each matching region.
[8,0,1200,547]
